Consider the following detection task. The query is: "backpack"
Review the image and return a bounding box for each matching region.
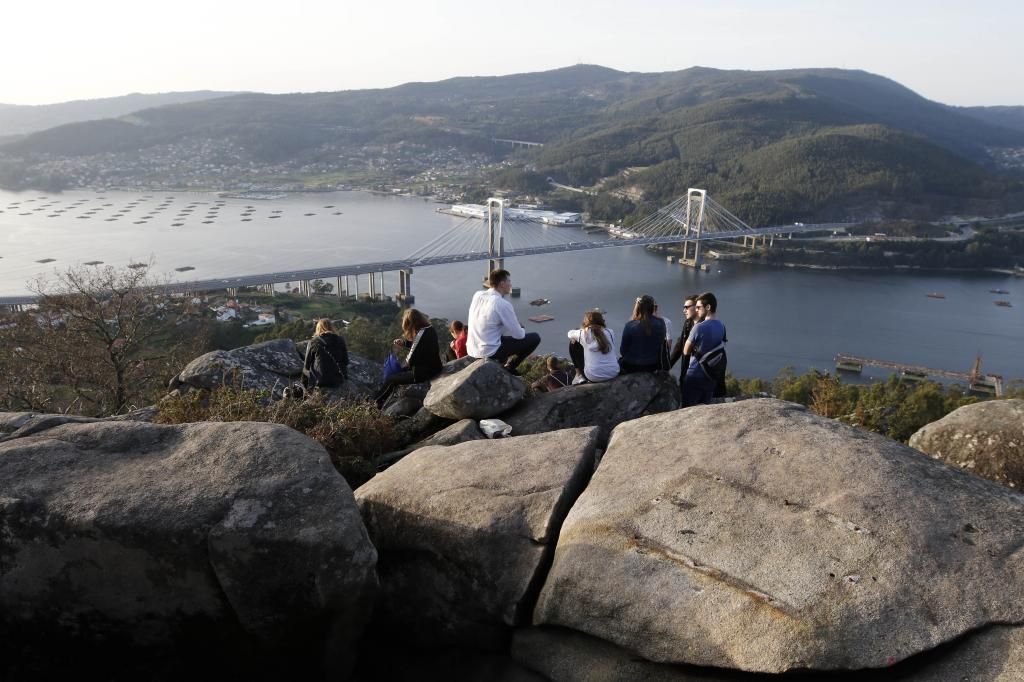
[697,341,727,383]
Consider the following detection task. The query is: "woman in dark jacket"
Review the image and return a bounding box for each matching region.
[303,318,349,388]
[619,294,668,373]
[375,309,443,407]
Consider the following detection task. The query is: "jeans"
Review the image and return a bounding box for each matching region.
[682,373,715,407]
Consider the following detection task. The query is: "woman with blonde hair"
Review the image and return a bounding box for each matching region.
[567,310,619,384]
[302,318,349,389]
[619,294,667,373]
[375,308,443,407]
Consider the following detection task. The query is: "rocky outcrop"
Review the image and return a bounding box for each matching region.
[903,625,1024,682]
[0,419,378,674]
[423,359,526,420]
[356,427,599,649]
[533,399,1024,673]
[414,418,486,448]
[502,371,679,439]
[512,627,732,682]
[512,624,1024,682]
[0,409,158,443]
[169,338,380,400]
[910,398,1024,489]
[377,418,487,470]
[381,383,431,417]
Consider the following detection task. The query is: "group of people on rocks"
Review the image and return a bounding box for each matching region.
[301,267,727,409]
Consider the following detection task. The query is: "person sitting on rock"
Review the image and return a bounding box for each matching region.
[530,356,575,392]
[375,308,443,407]
[303,318,349,389]
[619,294,668,374]
[568,310,620,384]
[448,320,468,360]
[466,268,540,375]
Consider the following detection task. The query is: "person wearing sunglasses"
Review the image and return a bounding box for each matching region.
[668,293,700,390]
[682,292,728,406]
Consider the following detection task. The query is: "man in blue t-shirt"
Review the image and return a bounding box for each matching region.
[682,292,727,407]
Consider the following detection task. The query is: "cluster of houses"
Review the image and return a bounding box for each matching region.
[205,298,277,327]
[9,135,510,195]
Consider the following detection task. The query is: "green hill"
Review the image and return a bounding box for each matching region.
[2,65,1022,222]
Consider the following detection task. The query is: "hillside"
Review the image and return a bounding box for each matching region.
[1,66,1022,221]
[957,105,1024,134]
[0,91,238,136]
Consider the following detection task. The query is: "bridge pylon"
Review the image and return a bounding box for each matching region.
[680,188,706,269]
[486,198,506,277]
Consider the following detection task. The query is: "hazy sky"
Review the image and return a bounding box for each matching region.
[4,0,1021,106]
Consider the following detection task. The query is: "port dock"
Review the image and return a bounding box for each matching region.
[834,354,1003,396]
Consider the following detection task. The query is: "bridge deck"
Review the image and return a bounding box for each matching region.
[0,221,851,305]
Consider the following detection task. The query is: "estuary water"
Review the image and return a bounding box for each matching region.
[2,188,1022,381]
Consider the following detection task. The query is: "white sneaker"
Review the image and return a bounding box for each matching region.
[572,374,586,385]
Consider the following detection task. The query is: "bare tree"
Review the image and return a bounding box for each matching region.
[0,263,205,416]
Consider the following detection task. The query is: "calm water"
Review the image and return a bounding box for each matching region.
[2,189,1022,380]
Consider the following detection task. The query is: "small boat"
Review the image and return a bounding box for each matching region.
[333,211,343,215]
[530,298,550,306]
[324,205,335,208]
[994,301,1012,307]
[269,215,281,219]
[241,218,252,222]
[36,258,56,263]
[926,293,945,299]
[127,263,147,269]
[202,220,214,224]
[989,289,1010,294]
[174,266,195,272]
[528,314,555,323]
[304,213,316,216]
[84,260,103,265]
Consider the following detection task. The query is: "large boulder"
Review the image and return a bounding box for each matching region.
[533,399,1024,673]
[378,419,488,470]
[502,371,679,439]
[171,338,304,396]
[170,338,380,400]
[512,625,1024,682]
[0,409,157,443]
[512,627,730,682]
[423,359,526,420]
[910,398,1024,489]
[356,427,599,649]
[903,624,1024,681]
[0,419,378,674]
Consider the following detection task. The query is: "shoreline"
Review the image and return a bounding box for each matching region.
[769,261,1023,276]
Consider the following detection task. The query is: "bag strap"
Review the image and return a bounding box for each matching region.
[316,337,344,376]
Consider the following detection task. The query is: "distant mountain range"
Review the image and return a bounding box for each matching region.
[0,91,238,136]
[2,66,1022,223]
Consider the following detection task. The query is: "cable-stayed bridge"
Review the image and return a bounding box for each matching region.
[0,189,852,308]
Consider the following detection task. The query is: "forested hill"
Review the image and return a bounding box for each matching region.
[957,105,1024,135]
[0,91,238,137]
[2,65,1023,223]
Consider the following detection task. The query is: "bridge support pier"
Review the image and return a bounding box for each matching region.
[397,268,415,305]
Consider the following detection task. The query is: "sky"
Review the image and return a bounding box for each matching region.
[3,0,1021,107]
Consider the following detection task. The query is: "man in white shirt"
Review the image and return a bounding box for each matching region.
[467,269,540,374]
